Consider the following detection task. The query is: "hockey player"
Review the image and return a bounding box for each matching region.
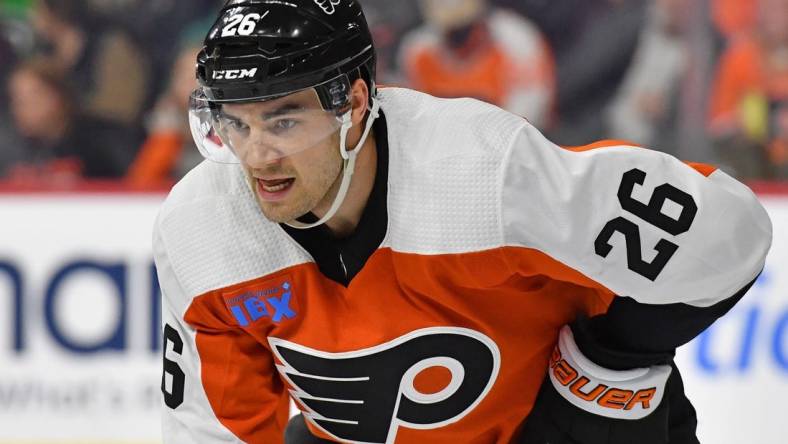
[156,1,772,443]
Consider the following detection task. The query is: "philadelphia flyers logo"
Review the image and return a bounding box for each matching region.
[314,0,341,15]
[269,327,500,443]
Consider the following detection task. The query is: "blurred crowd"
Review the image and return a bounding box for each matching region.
[0,0,786,188]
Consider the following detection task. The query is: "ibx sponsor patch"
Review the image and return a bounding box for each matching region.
[223,275,297,327]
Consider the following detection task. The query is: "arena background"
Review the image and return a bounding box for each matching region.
[1,0,787,442]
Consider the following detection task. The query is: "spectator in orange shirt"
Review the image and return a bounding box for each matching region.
[398,0,555,127]
[708,0,788,179]
[711,0,758,39]
[126,44,204,187]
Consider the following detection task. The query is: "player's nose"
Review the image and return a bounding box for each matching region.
[241,138,286,167]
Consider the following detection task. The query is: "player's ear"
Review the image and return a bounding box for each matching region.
[349,78,370,126]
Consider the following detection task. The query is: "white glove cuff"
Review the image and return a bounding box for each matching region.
[547,326,672,420]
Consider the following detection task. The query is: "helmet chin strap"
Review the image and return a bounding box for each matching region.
[285,97,381,230]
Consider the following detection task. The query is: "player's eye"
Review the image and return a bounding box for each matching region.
[226,118,249,132]
[270,118,298,134]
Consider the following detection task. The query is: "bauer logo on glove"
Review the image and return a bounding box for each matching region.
[548,326,673,420]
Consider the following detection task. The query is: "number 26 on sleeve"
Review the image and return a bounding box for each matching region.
[594,169,698,281]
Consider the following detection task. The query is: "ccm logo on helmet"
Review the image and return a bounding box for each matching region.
[549,346,657,411]
[212,68,258,80]
[269,327,500,443]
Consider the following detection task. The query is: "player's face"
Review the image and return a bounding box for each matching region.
[220,90,344,223]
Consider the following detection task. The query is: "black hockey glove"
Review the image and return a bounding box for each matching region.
[517,326,699,444]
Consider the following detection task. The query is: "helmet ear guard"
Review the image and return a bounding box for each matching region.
[313,66,377,112]
[314,74,353,111]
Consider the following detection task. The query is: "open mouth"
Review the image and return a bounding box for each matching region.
[256,178,295,201]
[260,178,294,192]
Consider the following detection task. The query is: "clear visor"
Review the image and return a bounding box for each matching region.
[188,87,346,163]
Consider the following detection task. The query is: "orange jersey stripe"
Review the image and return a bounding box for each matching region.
[683,162,718,178]
[562,140,720,177]
[562,139,637,152]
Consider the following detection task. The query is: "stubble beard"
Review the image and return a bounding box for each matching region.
[250,146,344,224]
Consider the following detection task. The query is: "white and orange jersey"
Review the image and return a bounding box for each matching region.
[155,88,771,444]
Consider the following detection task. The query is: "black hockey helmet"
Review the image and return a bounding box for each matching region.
[190,0,382,231]
[196,0,376,109]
